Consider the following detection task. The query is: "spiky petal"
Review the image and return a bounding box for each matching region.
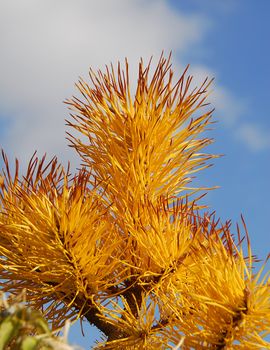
[66,55,215,217]
[0,154,124,328]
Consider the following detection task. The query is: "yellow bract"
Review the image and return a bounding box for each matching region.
[66,56,214,215]
[158,236,270,349]
[0,156,124,328]
[0,55,269,348]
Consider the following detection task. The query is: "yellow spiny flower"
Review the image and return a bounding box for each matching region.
[66,54,215,219]
[157,229,270,349]
[119,199,200,284]
[0,154,124,328]
[95,294,165,349]
[0,55,269,348]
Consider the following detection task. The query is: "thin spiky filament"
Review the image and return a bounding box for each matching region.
[90,229,270,349]
[1,152,269,346]
[0,153,125,329]
[0,152,240,338]
[0,54,269,349]
[94,294,168,349]
[66,54,216,218]
[156,234,270,349]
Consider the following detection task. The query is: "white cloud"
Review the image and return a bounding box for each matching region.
[0,0,263,170]
[0,0,211,168]
[236,123,270,152]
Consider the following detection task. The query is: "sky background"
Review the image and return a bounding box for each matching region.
[0,0,269,348]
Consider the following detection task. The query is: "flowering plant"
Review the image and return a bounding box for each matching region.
[0,55,269,349]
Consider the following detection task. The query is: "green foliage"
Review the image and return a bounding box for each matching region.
[0,293,81,350]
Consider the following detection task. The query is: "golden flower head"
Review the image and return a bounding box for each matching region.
[66,54,216,216]
[0,153,124,328]
[157,226,270,349]
[0,55,268,349]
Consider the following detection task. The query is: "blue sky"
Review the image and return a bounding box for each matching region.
[0,0,269,348]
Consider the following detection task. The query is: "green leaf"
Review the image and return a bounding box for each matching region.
[20,336,41,350]
[32,314,51,335]
[0,315,21,350]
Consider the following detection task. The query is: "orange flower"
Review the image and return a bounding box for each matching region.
[0,55,269,348]
[66,54,216,218]
[0,154,124,328]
